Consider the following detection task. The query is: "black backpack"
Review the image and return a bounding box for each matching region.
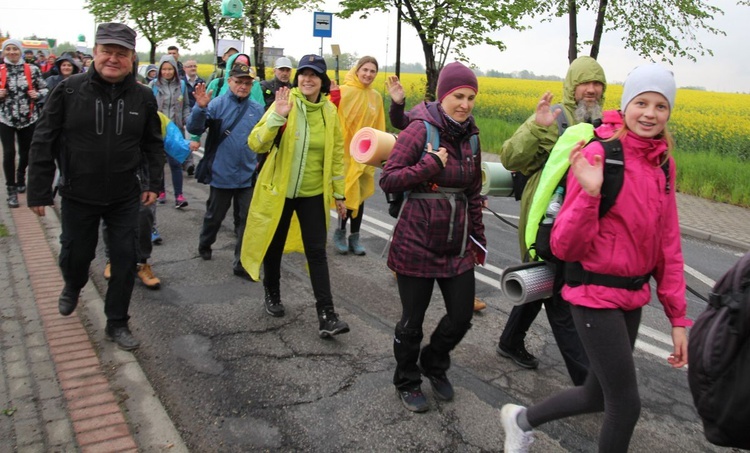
[688,251,750,449]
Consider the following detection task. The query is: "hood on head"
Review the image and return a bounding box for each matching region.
[54,55,81,74]
[158,55,179,80]
[224,53,251,80]
[563,56,607,111]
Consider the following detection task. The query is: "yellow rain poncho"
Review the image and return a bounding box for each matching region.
[337,66,386,217]
[241,88,345,281]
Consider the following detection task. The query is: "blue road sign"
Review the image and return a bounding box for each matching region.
[313,12,333,38]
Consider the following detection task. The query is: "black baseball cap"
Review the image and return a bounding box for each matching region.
[297,54,326,74]
[95,23,137,50]
[229,63,255,78]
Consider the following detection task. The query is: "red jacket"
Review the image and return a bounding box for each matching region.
[380,102,485,278]
[551,111,691,327]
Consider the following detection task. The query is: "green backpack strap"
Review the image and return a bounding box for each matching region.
[525,122,594,259]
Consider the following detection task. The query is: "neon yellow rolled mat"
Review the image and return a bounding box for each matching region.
[350,127,397,167]
[481,162,514,197]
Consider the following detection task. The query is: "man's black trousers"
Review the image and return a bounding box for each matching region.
[59,196,139,327]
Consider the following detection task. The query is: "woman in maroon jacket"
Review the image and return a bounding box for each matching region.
[380,62,486,413]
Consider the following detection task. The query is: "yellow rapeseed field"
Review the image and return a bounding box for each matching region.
[380,72,750,159]
[363,71,749,206]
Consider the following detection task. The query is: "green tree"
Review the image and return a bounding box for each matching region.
[86,0,204,63]
[338,0,534,100]
[246,0,321,81]
[538,0,726,64]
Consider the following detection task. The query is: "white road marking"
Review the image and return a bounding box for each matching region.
[335,210,709,361]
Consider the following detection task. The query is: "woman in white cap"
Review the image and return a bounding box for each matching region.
[0,39,48,207]
[500,63,690,453]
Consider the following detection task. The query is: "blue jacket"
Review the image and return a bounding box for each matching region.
[187,92,263,189]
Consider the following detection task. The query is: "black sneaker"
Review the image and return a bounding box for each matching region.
[105,325,140,351]
[496,343,539,369]
[58,286,81,316]
[233,266,253,281]
[422,371,454,401]
[263,286,285,317]
[318,309,350,338]
[16,184,26,194]
[396,386,429,413]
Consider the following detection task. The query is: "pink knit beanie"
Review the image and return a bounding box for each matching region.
[437,62,478,101]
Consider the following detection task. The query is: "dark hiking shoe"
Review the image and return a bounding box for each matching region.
[233,266,253,281]
[318,308,349,338]
[199,246,212,260]
[422,371,454,401]
[58,286,81,316]
[263,286,285,317]
[497,343,539,369]
[105,325,140,351]
[396,386,429,413]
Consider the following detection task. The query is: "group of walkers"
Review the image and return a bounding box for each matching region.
[1,21,692,451]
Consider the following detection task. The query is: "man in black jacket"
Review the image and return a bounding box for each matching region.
[259,56,292,111]
[26,23,165,351]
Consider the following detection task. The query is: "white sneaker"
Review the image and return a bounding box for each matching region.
[501,404,534,453]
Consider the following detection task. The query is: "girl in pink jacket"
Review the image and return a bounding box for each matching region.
[501,63,691,453]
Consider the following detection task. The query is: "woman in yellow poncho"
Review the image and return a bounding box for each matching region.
[332,56,386,256]
[241,54,350,339]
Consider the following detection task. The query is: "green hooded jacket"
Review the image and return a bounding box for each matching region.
[499,56,607,258]
[206,53,264,105]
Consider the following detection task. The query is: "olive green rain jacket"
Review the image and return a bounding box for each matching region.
[499,56,607,258]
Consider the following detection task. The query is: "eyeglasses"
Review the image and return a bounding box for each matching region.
[184,65,197,68]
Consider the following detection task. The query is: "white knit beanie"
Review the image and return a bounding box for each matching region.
[621,63,676,113]
[2,39,23,53]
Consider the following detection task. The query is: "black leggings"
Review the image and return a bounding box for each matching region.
[0,122,35,187]
[263,195,333,311]
[526,305,642,453]
[339,202,364,234]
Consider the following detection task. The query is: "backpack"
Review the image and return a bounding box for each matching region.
[0,63,35,118]
[386,120,479,218]
[688,251,750,449]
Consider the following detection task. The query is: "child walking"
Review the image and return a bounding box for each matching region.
[500,63,691,452]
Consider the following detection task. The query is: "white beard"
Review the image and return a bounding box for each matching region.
[574,100,603,123]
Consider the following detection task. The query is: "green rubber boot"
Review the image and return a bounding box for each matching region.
[333,228,348,254]
[348,232,366,256]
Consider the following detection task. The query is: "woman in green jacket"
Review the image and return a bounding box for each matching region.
[242,55,349,338]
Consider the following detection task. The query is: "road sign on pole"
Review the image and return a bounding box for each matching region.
[313,12,333,38]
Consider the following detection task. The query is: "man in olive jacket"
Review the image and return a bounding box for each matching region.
[26,23,165,351]
[497,56,607,385]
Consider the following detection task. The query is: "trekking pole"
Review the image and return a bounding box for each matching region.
[483,205,519,230]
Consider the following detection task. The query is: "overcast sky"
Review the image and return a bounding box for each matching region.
[2,0,748,93]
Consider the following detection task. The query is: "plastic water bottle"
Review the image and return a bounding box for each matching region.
[542,186,565,224]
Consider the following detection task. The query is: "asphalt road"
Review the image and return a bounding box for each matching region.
[86,167,742,452]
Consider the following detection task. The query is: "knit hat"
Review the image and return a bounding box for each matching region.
[437,62,478,102]
[621,63,676,112]
[1,39,22,52]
